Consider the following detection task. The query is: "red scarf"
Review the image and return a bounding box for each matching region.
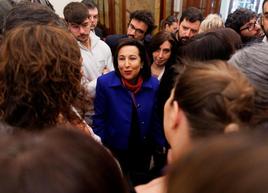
[121,76,143,94]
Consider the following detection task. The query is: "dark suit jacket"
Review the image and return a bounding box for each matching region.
[92,71,166,150]
[105,34,128,56]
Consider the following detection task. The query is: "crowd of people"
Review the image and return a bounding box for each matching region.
[1,0,268,193]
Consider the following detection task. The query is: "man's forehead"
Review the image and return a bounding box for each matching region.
[180,19,200,29]
[82,18,90,23]
[263,1,268,13]
[130,19,146,25]
[130,19,148,28]
[88,7,98,14]
[70,18,89,25]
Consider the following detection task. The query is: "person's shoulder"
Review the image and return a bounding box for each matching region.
[148,76,160,85]
[98,39,112,52]
[143,76,160,90]
[144,34,152,44]
[106,34,126,40]
[97,71,121,89]
[98,71,113,79]
[98,71,118,82]
[105,34,127,44]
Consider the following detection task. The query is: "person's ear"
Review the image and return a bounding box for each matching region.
[171,100,181,130]
[224,123,239,133]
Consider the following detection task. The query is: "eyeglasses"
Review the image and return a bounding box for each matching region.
[128,23,145,35]
[240,21,258,31]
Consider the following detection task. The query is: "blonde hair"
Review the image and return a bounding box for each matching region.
[199,14,224,33]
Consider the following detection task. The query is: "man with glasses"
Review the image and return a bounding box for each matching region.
[64,2,113,125]
[261,0,268,42]
[225,8,263,47]
[105,10,155,56]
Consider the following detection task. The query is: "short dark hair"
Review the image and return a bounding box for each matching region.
[213,27,242,55]
[179,7,203,23]
[114,38,151,80]
[225,8,256,34]
[129,10,155,34]
[63,2,89,24]
[81,0,98,10]
[4,2,64,33]
[178,30,237,61]
[0,128,128,193]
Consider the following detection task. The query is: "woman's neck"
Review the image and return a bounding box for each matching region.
[151,63,165,77]
[128,77,139,85]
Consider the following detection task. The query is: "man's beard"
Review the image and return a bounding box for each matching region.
[177,36,190,46]
[90,25,96,31]
[77,34,89,43]
[180,36,190,42]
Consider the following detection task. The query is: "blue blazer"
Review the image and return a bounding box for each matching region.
[93,71,166,150]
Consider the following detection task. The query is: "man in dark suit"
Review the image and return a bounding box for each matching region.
[105,10,155,56]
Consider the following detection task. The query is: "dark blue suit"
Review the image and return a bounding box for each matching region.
[92,71,166,150]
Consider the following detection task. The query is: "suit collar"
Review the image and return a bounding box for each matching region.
[109,72,154,89]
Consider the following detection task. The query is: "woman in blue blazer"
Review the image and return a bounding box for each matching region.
[93,38,166,185]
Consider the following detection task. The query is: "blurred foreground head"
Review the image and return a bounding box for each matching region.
[3,1,64,33]
[0,24,91,130]
[164,60,255,160]
[0,128,127,193]
[167,132,268,193]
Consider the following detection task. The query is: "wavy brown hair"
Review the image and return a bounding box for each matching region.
[0,24,91,130]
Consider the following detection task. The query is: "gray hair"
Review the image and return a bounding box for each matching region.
[228,43,268,123]
[199,14,224,33]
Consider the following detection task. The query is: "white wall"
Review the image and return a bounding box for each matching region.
[258,0,264,13]
[173,0,183,12]
[173,0,183,18]
[49,0,79,17]
[220,0,264,21]
[219,0,230,22]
